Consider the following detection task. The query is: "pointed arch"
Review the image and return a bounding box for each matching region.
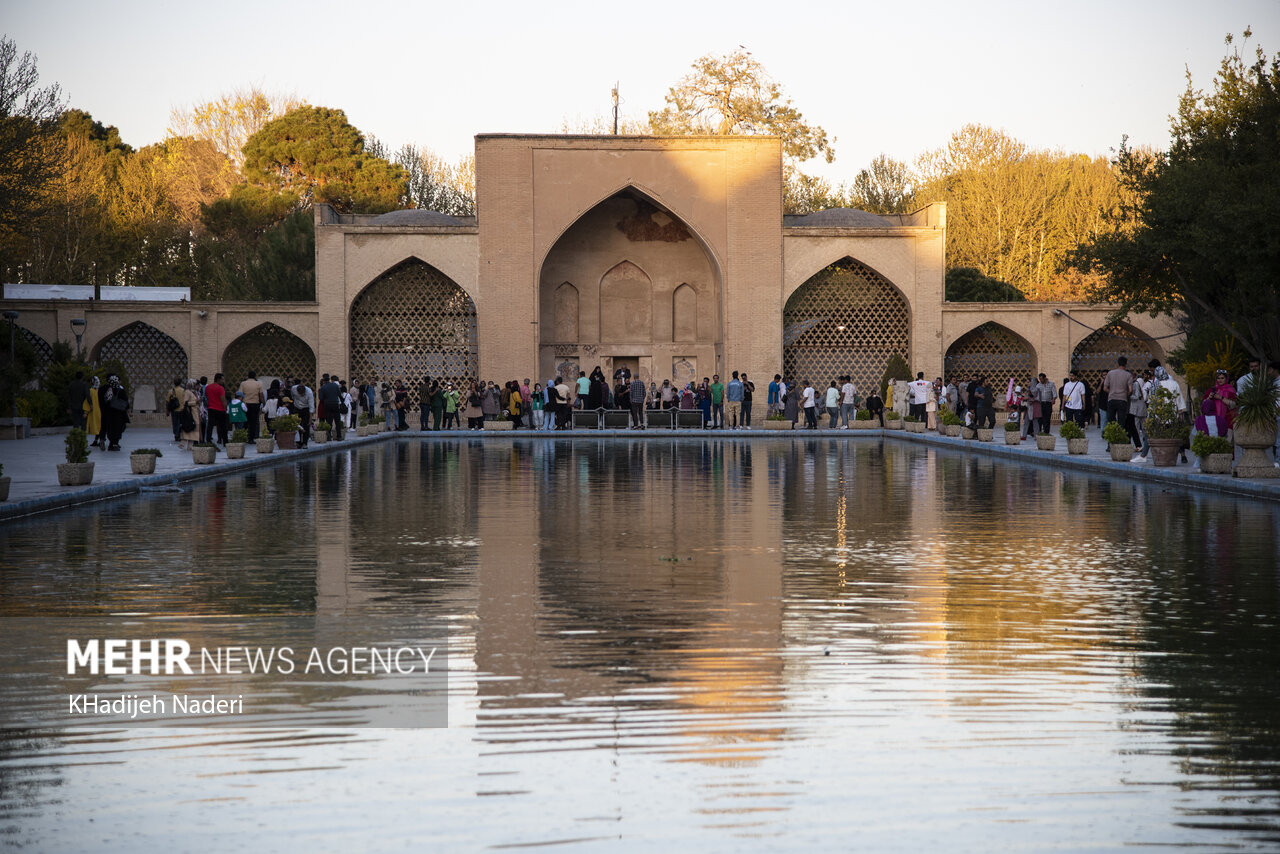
[672,283,697,342]
[600,260,652,342]
[1071,322,1164,393]
[91,321,188,393]
[782,257,909,393]
[222,323,316,390]
[553,282,579,342]
[944,322,1037,388]
[349,258,478,408]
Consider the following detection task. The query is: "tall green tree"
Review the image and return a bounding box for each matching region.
[847,154,917,214]
[0,36,63,264]
[1073,31,1280,360]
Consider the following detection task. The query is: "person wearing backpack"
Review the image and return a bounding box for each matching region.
[166,377,185,442]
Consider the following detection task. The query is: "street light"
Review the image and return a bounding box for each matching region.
[70,317,86,361]
[3,310,17,420]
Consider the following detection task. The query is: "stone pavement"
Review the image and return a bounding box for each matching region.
[1,422,1277,521]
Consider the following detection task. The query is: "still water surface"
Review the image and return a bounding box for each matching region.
[2,438,1279,851]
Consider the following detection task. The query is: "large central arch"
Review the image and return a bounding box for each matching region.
[537,187,721,384]
[783,257,909,394]
[349,258,478,408]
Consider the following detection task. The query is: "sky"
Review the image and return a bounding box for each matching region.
[5,0,1277,183]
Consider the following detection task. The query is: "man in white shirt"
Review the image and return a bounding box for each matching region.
[801,381,817,430]
[840,376,858,428]
[908,372,931,424]
[1061,371,1086,425]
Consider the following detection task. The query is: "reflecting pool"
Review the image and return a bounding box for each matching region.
[2,438,1279,851]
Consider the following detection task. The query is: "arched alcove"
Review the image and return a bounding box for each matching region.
[944,322,1037,389]
[600,260,652,342]
[349,258,478,408]
[92,321,188,393]
[553,282,579,342]
[783,257,909,393]
[672,284,697,342]
[222,322,317,389]
[1071,322,1164,394]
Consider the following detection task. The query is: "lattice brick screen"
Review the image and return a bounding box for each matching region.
[223,323,316,390]
[944,323,1036,388]
[95,321,188,394]
[1071,325,1159,396]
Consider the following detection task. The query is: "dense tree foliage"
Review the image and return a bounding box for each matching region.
[944,267,1027,302]
[0,36,63,257]
[1073,31,1280,360]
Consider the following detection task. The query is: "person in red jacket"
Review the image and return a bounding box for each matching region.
[205,373,229,446]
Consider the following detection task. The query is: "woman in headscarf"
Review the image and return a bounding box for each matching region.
[1196,368,1237,438]
[101,375,130,451]
[86,376,104,447]
[783,377,800,427]
[179,379,202,450]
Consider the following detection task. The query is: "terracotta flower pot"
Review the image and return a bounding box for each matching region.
[1148,438,1183,467]
[276,431,297,450]
[129,453,158,474]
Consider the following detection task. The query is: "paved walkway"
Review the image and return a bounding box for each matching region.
[1,422,1277,521]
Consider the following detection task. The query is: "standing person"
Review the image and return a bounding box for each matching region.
[783,378,799,427]
[1128,370,1150,450]
[944,379,959,421]
[909,372,930,423]
[380,383,394,431]
[363,380,377,422]
[768,374,781,416]
[576,371,590,409]
[554,376,572,429]
[166,377,185,443]
[531,383,545,429]
[1062,371,1086,426]
[178,380,202,451]
[205,373,229,447]
[319,374,343,440]
[1237,356,1263,396]
[866,387,885,427]
[394,381,410,430]
[925,380,938,430]
[660,379,676,410]
[1034,373,1056,434]
[418,376,433,431]
[726,372,744,428]
[697,378,713,427]
[85,376,103,447]
[825,380,840,428]
[1102,356,1134,440]
[801,380,818,430]
[974,377,996,429]
[1196,369,1237,438]
[480,382,498,424]
[228,391,248,438]
[429,381,444,431]
[443,384,459,430]
[292,378,314,447]
[101,375,130,451]
[679,383,696,411]
[710,374,725,428]
[840,376,858,428]
[66,371,90,430]
[464,384,484,430]
[264,381,281,436]
[629,374,647,429]
[741,373,755,427]
[238,371,265,442]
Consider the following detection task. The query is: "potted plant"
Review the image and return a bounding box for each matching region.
[0,462,8,501]
[226,428,249,459]
[1035,426,1057,451]
[762,412,793,430]
[903,414,926,433]
[1145,386,1190,467]
[192,441,218,465]
[975,423,994,442]
[357,413,371,437]
[939,410,963,437]
[484,413,514,431]
[1231,369,1280,478]
[1060,420,1088,454]
[1191,432,1234,475]
[270,414,301,449]
[1003,420,1021,445]
[884,410,904,430]
[852,408,879,430]
[313,420,330,444]
[255,434,275,454]
[129,447,163,474]
[1102,421,1133,462]
[57,428,95,486]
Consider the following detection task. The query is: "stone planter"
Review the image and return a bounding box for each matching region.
[905,420,926,433]
[57,462,95,486]
[484,420,514,431]
[1233,421,1280,478]
[960,427,976,440]
[852,420,880,430]
[943,425,962,437]
[276,431,298,450]
[312,430,328,444]
[0,475,10,500]
[1004,430,1021,445]
[1067,438,1089,455]
[375,422,386,433]
[1148,438,1182,467]
[885,419,904,430]
[976,428,993,442]
[1109,444,1135,463]
[1200,452,1233,474]
[129,453,158,474]
[226,442,246,460]
[355,425,369,437]
[1036,435,1057,451]
[761,419,793,430]
[192,446,217,465]
[255,437,275,454]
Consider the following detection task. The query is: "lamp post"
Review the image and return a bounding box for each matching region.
[3,310,17,420]
[70,317,86,361]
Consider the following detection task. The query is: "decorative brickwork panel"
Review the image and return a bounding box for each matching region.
[783,258,909,393]
[95,321,188,393]
[945,323,1036,388]
[223,323,316,389]
[1071,324,1160,395]
[349,260,478,409]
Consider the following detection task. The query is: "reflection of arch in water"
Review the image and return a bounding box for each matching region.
[1071,322,1164,393]
[783,257,909,392]
[349,258,478,408]
[945,322,1037,388]
[222,323,316,388]
[92,321,188,392]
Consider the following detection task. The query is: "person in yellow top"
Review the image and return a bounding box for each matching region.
[85,376,103,447]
